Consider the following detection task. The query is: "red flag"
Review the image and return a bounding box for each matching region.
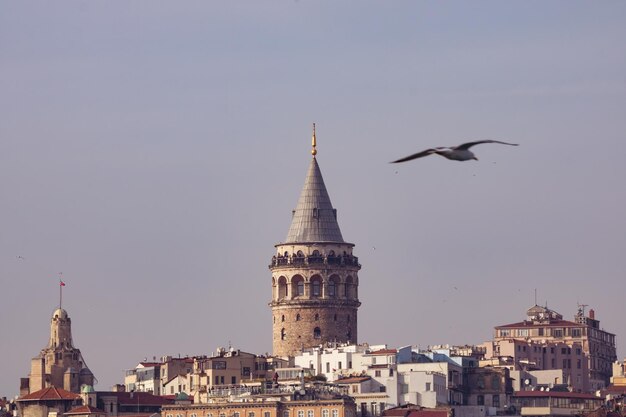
[60,281,66,287]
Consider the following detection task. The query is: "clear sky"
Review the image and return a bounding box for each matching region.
[1,1,625,398]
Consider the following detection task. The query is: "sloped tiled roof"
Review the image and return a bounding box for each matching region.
[18,386,80,401]
[370,349,397,355]
[513,391,601,399]
[335,376,371,384]
[496,319,579,329]
[99,392,174,406]
[384,409,449,417]
[285,157,344,244]
[65,405,107,415]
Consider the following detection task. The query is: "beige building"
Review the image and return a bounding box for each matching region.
[20,308,96,396]
[482,304,616,392]
[162,386,356,417]
[270,127,361,357]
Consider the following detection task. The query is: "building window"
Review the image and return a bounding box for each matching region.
[426,382,431,391]
[232,376,237,384]
[281,328,286,341]
[577,359,582,369]
[322,410,329,417]
[297,280,305,296]
[220,414,225,417]
[328,280,336,297]
[553,329,563,338]
[312,279,321,297]
[562,348,567,354]
[208,414,213,417]
[307,411,314,417]
[338,362,342,370]
[296,314,301,321]
[315,314,319,321]
[375,370,381,377]
[326,362,330,373]
[332,410,338,417]
[298,411,304,417]
[264,412,271,417]
[314,327,321,339]
[249,413,255,417]
[477,395,484,406]
[333,314,337,321]
[493,395,500,408]
[389,369,393,376]
[283,412,290,417]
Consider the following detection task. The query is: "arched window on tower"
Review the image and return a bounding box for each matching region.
[278,277,288,300]
[311,275,322,297]
[281,328,286,341]
[345,276,353,299]
[296,314,301,321]
[347,329,352,342]
[328,279,336,297]
[291,275,305,298]
[315,313,319,321]
[314,327,321,339]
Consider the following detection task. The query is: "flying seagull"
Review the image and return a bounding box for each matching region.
[391,140,518,163]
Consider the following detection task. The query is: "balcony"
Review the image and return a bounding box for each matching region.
[270,255,360,269]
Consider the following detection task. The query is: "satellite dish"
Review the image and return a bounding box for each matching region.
[524,379,531,386]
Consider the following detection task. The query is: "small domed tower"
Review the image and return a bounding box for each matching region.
[270,125,361,357]
[23,307,95,395]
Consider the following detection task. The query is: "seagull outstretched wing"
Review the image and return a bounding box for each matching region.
[391,148,438,163]
[455,140,518,150]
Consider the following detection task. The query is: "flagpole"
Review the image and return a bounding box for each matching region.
[59,272,63,310]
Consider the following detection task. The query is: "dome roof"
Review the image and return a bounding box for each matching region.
[52,308,69,319]
[80,368,93,375]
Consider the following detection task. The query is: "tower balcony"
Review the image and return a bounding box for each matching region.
[269,254,360,269]
[269,298,361,308]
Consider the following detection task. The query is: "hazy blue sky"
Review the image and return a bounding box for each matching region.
[2,1,625,397]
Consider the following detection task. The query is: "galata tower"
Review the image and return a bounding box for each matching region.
[270,125,361,357]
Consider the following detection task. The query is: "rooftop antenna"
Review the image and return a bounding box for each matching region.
[534,288,537,306]
[578,303,588,316]
[311,123,317,157]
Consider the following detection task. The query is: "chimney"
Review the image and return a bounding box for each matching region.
[589,309,595,320]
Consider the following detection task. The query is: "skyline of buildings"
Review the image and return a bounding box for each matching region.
[6,142,624,417]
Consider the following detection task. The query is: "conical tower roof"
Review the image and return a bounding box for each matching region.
[285,156,344,243]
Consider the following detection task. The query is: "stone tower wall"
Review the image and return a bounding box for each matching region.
[272,303,358,357]
[270,243,361,357]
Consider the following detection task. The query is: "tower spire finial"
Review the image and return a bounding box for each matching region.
[311,123,317,157]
